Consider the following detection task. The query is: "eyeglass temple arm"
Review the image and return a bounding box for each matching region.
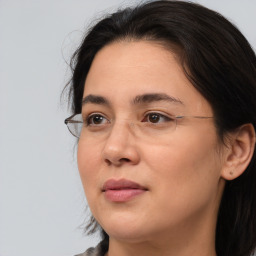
[64,114,83,125]
[64,119,83,125]
[175,116,213,119]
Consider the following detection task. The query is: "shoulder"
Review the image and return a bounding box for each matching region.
[74,246,99,256]
[75,241,107,256]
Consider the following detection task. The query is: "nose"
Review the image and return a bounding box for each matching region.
[102,120,140,166]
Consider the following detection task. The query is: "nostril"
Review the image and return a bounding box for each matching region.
[104,158,131,166]
[120,158,130,163]
[105,159,111,166]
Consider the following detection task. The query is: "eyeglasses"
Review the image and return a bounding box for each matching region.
[64,113,213,141]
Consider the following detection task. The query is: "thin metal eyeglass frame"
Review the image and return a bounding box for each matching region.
[64,114,83,138]
[64,113,214,138]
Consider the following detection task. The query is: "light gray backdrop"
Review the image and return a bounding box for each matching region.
[0,1,255,256]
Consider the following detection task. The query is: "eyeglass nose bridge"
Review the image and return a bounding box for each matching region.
[109,118,139,134]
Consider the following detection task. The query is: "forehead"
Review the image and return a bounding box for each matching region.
[83,41,212,115]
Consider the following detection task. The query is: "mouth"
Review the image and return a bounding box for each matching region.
[102,179,148,202]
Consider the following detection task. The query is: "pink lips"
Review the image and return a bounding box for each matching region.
[102,179,147,202]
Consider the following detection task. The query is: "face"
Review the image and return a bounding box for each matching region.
[77,41,225,243]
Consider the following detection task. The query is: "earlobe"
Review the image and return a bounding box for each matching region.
[221,124,256,181]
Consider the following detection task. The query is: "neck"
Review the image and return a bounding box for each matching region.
[106,223,217,256]
[106,205,219,256]
[107,239,216,256]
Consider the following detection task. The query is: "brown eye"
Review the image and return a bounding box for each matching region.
[142,113,174,124]
[148,113,160,123]
[87,114,108,126]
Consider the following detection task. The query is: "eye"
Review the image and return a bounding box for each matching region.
[142,112,174,124]
[86,114,109,126]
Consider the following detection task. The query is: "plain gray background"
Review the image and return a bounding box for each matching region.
[0,1,255,256]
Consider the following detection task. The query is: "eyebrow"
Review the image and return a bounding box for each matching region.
[82,94,110,106]
[132,93,183,105]
[82,93,183,107]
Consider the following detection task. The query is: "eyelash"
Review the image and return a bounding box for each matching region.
[84,112,175,127]
[142,112,174,124]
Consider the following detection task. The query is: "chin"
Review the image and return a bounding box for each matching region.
[98,213,150,242]
[106,227,149,243]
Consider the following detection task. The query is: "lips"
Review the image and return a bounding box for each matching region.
[102,179,147,202]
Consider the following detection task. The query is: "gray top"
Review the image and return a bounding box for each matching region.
[75,241,107,256]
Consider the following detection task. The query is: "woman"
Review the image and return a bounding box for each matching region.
[64,1,256,255]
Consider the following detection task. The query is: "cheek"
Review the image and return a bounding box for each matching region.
[144,130,222,204]
[77,140,101,195]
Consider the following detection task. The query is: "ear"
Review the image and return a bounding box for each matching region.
[221,124,256,181]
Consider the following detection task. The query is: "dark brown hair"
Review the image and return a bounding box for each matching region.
[66,1,256,255]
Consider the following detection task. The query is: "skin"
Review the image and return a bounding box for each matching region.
[77,41,228,256]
